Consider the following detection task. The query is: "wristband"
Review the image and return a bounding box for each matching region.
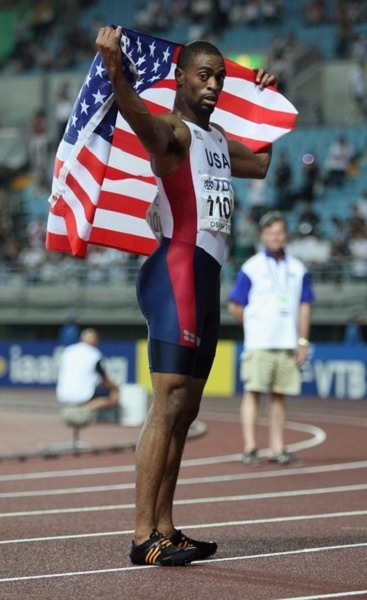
[298,337,309,347]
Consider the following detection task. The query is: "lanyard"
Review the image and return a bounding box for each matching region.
[264,253,289,296]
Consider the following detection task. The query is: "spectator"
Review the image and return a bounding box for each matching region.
[297,201,320,236]
[246,178,269,222]
[232,209,259,262]
[299,152,323,202]
[343,314,365,345]
[348,60,367,120]
[273,150,293,210]
[54,82,74,146]
[325,136,354,187]
[356,189,367,220]
[348,227,367,278]
[303,0,328,25]
[26,216,47,249]
[28,108,50,188]
[287,230,332,267]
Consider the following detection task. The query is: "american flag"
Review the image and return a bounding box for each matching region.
[46,27,298,258]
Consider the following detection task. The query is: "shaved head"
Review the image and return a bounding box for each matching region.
[177,41,223,70]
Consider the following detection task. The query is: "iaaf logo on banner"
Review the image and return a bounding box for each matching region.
[0,344,128,386]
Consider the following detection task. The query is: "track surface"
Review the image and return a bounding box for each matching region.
[1,390,367,600]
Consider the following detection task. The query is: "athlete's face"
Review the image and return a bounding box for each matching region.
[177,53,226,116]
[261,221,287,255]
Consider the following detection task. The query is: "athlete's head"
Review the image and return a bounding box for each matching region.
[177,41,223,70]
[175,41,226,118]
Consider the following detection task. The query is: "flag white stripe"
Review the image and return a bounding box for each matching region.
[211,106,292,140]
[47,213,67,235]
[224,78,298,113]
[106,147,152,176]
[101,178,156,200]
[93,209,155,237]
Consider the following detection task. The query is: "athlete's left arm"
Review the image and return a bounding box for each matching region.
[228,139,272,179]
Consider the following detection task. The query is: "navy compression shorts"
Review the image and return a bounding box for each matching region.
[136,237,221,378]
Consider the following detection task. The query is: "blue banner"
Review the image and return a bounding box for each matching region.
[0,340,366,399]
[0,341,136,387]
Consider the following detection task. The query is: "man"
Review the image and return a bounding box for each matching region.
[228,211,315,466]
[96,25,277,566]
[56,328,119,415]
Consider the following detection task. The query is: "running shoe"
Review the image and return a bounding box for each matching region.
[130,529,198,566]
[170,529,218,560]
[268,449,304,465]
[242,449,262,466]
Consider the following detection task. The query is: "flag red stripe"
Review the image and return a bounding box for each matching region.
[103,165,155,184]
[98,190,151,218]
[46,231,73,254]
[54,157,63,178]
[53,197,88,257]
[112,128,149,159]
[66,172,96,223]
[219,91,297,129]
[78,145,108,184]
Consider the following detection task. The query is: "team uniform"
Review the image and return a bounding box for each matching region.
[137,121,234,376]
[228,249,315,394]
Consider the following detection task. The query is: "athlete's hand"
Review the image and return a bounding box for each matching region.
[254,68,278,90]
[96,25,123,75]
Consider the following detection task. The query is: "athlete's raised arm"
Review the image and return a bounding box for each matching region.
[96,25,178,158]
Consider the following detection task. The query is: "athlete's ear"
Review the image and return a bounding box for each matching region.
[175,66,184,86]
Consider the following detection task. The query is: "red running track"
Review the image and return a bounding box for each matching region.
[0,391,367,600]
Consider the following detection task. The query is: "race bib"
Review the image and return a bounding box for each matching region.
[146,191,163,242]
[199,174,234,234]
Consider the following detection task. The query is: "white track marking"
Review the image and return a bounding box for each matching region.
[3,458,367,498]
[0,543,366,582]
[1,510,367,545]
[0,419,325,481]
[1,483,367,517]
[2,458,367,485]
[275,592,367,600]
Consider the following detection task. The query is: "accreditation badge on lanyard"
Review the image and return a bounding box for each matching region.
[266,255,290,315]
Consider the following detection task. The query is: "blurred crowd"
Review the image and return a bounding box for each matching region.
[1,0,367,285]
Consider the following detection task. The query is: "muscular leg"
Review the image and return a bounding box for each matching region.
[241,390,261,453]
[268,392,285,455]
[133,372,204,545]
[155,376,206,538]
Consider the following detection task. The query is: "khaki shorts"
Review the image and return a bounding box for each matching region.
[240,349,301,395]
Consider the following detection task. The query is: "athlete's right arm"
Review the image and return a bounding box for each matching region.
[96,25,176,158]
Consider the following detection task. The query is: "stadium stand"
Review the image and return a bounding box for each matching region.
[0,0,367,334]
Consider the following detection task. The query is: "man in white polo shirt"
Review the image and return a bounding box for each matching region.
[56,328,119,415]
[228,211,315,465]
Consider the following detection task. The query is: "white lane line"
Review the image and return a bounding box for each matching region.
[1,510,367,545]
[0,542,366,582]
[2,458,367,485]
[0,419,325,482]
[3,459,367,499]
[1,483,367,518]
[275,592,367,600]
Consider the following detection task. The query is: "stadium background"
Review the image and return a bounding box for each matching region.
[0,0,366,399]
